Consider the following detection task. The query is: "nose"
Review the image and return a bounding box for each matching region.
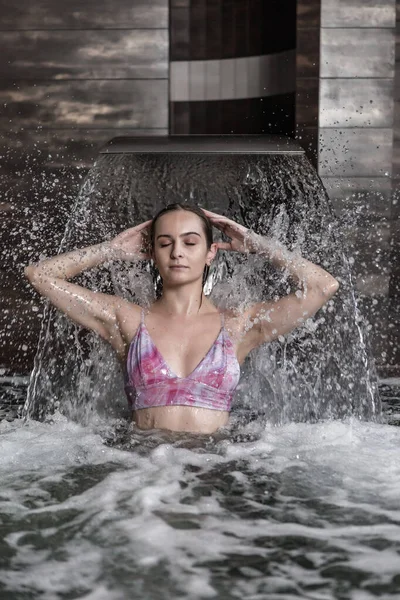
[170,241,184,259]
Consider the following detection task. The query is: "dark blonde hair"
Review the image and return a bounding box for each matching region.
[150,203,213,249]
[150,203,213,298]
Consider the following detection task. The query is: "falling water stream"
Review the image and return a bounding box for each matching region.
[1,148,399,599]
[24,152,379,423]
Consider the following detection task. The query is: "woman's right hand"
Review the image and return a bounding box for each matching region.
[107,220,152,261]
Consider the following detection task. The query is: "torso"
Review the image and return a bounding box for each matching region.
[110,301,247,433]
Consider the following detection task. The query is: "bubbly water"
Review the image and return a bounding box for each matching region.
[1,413,400,599]
[2,150,399,599]
[24,153,380,423]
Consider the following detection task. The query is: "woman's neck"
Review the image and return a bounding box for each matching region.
[155,285,212,316]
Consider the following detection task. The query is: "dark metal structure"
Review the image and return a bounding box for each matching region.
[99,135,304,155]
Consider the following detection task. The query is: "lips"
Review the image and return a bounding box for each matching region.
[169,265,188,269]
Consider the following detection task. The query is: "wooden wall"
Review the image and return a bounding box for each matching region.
[170,0,297,135]
[388,0,400,373]
[295,0,321,164]
[1,0,399,377]
[318,0,398,375]
[0,0,169,373]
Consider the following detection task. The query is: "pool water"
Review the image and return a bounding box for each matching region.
[0,380,400,599]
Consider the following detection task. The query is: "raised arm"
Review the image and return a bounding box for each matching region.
[203,210,339,358]
[240,234,338,348]
[24,220,151,344]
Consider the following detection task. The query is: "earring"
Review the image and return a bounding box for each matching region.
[202,264,210,285]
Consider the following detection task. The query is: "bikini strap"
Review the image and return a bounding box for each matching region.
[140,308,145,325]
[220,311,225,330]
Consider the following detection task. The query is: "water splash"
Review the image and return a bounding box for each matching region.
[24,152,380,423]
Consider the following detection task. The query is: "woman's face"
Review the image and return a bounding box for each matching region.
[152,211,217,286]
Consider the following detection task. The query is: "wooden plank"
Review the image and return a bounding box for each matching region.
[323,176,392,218]
[319,128,393,176]
[0,31,168,79]
[0,128,168,168]
[320,79,394,128]
[296,77,319,127]
[0,80,168,129]
[296,126,319,165]
[320,29,395,78]
[0,0,168,29]
[343,221,392,276]
[321,0,395,28]
[296,28,320,78]
[297,0,321,28]
[170,6,190,61]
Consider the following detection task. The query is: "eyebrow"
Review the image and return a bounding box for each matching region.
[156,232,202,240]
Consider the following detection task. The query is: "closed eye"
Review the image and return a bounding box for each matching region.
[159,242,196,247]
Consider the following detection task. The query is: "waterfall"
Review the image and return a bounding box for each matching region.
[24,148,380,424]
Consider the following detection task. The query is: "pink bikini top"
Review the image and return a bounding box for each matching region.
[125,309,240,412]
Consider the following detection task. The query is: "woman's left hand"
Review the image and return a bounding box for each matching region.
[203,210,259,253]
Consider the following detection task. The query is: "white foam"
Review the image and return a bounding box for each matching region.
[0,416,399,598]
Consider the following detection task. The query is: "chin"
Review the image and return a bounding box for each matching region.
[164,272,202,286]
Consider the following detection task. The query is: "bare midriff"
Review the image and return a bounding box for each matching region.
[133,406,229,433]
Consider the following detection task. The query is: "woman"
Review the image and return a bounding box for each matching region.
[25,204,339,433]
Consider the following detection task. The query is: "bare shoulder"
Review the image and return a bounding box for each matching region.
[222,308,247,341]
[222,306,261,365]
[115,300,143,344]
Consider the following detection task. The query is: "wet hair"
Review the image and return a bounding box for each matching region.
[150,203,213,299]
[150,203,213,249]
